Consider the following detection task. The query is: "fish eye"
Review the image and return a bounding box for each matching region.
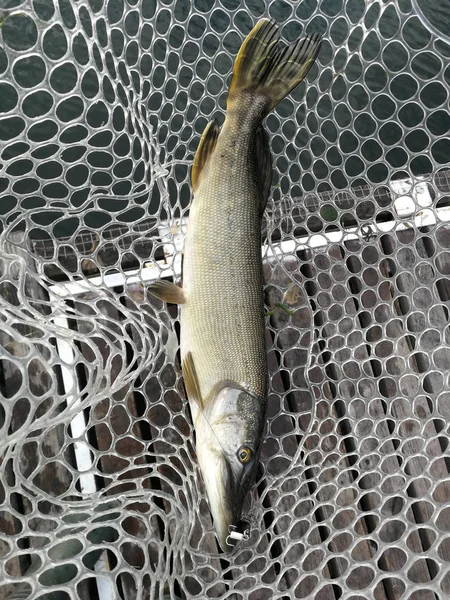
[237,446,252,464]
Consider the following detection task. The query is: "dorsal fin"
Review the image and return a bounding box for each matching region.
[191,120,220,192]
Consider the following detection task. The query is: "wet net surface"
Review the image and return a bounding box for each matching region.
[1,0,450,598]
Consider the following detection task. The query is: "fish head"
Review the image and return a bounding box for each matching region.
[195,386,266,552]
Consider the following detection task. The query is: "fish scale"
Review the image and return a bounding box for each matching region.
[181,124,267,408]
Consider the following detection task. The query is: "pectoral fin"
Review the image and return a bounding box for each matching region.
[182,352,203,410]
[147,280,185,304]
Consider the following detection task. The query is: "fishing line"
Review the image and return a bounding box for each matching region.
[190,393,229,457]
[191,392,240,545]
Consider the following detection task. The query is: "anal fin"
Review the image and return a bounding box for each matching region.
[192,120,220,192]
[147,280,185,304]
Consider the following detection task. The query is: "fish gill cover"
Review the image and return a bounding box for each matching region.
[0,0,449,599]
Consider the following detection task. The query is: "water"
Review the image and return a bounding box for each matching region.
[0,0,449,235]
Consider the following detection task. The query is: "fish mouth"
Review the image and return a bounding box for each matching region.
[200,453,242,552]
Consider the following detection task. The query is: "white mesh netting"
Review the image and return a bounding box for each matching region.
[1,0,450,598]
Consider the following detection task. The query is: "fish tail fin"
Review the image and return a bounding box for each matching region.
[228,19,322,116]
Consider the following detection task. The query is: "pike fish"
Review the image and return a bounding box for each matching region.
[149,19,322,551]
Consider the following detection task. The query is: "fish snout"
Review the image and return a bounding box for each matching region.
[199,450,242,552]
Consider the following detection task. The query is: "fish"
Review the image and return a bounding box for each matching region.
[148,18,322,552]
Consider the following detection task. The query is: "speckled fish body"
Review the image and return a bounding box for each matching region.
[180,100,268,413]
[148,19,322,552]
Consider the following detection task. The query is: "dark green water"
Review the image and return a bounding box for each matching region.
[0,0,449,236]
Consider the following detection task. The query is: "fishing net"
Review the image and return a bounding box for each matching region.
[1,0,450,598]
